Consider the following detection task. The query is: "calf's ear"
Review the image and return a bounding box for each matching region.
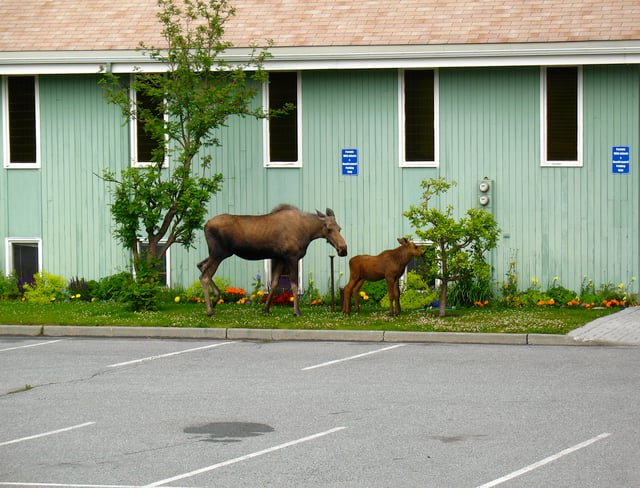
[325,208,336,217]
[397,237,407,244]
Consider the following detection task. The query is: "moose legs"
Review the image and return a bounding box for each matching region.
[263,259,302,316]
[198,256,222,316]
[387,278,401,316]
[342,277,366,314]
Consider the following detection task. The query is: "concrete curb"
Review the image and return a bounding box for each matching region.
[0,324,625,346]
[383,331,528,344]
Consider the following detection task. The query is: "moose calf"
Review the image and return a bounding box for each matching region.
[342,237,423,316]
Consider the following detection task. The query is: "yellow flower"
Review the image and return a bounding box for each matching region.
[174,296,180,303]
[75,293,81,299]
[257,290,264,296]
[91,297,97,302]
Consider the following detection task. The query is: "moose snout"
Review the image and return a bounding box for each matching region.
[338,246,348,257]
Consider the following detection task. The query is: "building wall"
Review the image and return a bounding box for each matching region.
[2,65,639,295]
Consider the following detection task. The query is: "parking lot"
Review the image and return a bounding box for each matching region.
[1,336,639,487]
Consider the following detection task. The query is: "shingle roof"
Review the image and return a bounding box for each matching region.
[1,0,639,52]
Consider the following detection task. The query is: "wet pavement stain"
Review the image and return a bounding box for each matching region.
[184,422,274,443]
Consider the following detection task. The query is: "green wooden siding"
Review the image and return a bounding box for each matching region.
[39,75,131,279]
[2,66,639,296]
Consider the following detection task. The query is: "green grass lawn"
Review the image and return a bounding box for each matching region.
[0,300,622,335]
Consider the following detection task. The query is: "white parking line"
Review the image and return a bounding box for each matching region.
[475,432,612,488]
[0,483,198,487]
[0,340,63,353]
[106,342,235,368]
[0,422,96,448]
[143,426,347,487]
[0,483,145,487]
[302,344,406,370]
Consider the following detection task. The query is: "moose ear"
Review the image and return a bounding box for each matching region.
[316,209,326,218]
[397,237,408,244]
[325,208,335,217]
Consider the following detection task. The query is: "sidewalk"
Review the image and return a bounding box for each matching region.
[1,307,639,346]
[568,305,640,346]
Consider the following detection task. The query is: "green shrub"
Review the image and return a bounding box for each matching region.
[0,272,21,300]
[23,271,69,304]
[120,260,161,311]
[380,288,437,311]
[546,285,577,305]
[448,274,493,307]
[404,270,430,291]
[359,280,388,303]
[68,277,100,301]
[118,279,161,311]
[185,280,205,301]
[96,272,135,301]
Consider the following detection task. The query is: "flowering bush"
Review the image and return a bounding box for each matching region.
[499,260,636,308]
[266,290,294,306]
[23,271,69,304]
[217,286,246,304]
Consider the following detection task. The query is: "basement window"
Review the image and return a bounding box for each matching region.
[5,239,41,285]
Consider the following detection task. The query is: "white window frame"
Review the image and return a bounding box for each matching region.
[130,76,169,168]
[263,71,302,168]
[136,241,171,287]
[401,239,436,290]
[4,238,42,279]
[2,76,41,169]
[540,66,583,167]
[263,259,304,294]
[399,69,439,168]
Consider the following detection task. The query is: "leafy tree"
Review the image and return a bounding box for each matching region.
[99,0,278,285]
[404,177,500,317]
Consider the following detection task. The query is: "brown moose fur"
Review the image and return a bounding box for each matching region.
[342,237,423,316]
[198,204,347,317]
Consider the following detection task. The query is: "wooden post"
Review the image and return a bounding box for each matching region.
[329,255,335,312]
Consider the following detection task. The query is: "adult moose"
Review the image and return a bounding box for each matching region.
[198,204,348,317]
[342,238,423,316]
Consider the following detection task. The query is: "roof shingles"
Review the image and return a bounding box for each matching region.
[1,0,639,52]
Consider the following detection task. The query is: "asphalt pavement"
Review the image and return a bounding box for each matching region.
[1,306,639,346]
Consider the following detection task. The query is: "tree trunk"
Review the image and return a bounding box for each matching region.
[439,281,448,317]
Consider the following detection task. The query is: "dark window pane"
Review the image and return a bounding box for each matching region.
[138,243,168,286]
[268,72,298,162]
[405,70,435,161]
[546,67,578,161]
[12,243,38,285]
[136,84,165,164]
[8,77,37,163]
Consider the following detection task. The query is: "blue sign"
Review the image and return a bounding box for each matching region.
[612,163,630,174]
[341,148,358,176]
[341,148,358,163]
[342,162,358,176]
[612,146,630,174]
[612,146,630,161]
